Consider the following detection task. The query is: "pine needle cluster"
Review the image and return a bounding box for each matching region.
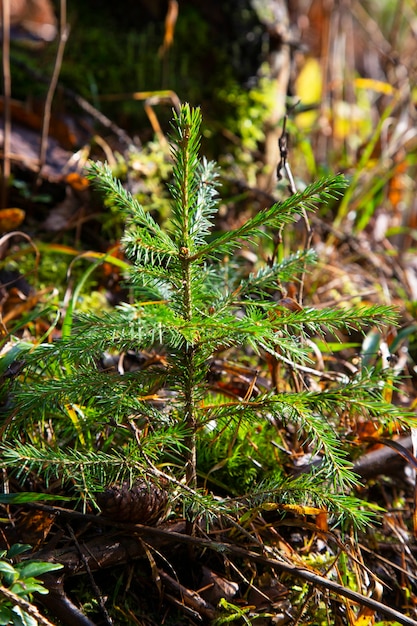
[1,104,411,530]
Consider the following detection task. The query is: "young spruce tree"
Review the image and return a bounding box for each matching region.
[1,104,410,532]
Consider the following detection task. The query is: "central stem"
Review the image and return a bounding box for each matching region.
[181,255,197,489]
[179,118,197,490]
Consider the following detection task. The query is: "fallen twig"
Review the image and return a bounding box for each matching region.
[354,436,413,479]
[0,583,55,626]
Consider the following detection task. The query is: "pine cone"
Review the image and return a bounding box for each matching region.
[97,479,168,524]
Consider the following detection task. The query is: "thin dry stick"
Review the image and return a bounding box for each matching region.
[66,524,114,626]
[270,114,290,265]
[273,113,313,271]
[276,114,313,303]
[38,0,69,178]
[1,0,11,209]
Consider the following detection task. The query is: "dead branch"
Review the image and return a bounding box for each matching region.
[353,436,413,479]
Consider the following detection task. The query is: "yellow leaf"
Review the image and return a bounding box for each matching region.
[295,58,323,129]
[65,404,86,446]
[354,77,396,96]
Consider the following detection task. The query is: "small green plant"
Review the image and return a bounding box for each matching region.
[0,104,411,532]
[213,598,254,625]
[0,544,62,626]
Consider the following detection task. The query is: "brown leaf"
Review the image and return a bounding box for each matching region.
[198,566,239,606]
[17,510,55,550]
